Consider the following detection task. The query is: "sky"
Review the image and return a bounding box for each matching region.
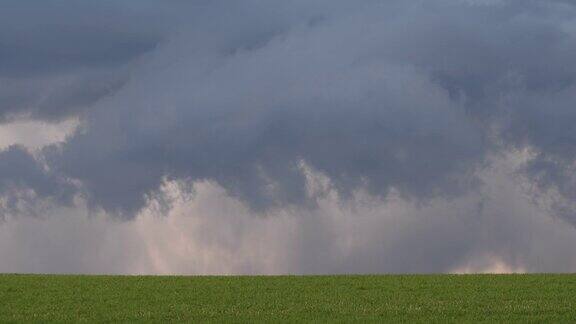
[1,0,576,274]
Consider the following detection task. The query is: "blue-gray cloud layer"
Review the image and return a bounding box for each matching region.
[0,0,162,121]
[1,0,576,226]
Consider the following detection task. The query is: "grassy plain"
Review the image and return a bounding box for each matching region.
[1,274,575,322]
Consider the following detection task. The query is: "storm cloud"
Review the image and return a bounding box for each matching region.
[0,0,162,121]
[1,0,576,274]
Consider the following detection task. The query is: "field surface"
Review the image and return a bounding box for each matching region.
[1,274,576,322]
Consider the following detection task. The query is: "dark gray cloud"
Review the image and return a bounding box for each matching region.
[47,0,489,216]
[0,146,74,218]
[0,0,163,121]
[1,0,574,214]
[2,0,576,273]
[0,0,163,76]
[47,0,576,218]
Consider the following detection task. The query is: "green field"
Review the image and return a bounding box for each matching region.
[1,274,575,322]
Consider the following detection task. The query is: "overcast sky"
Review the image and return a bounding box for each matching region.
[1,0,576,274]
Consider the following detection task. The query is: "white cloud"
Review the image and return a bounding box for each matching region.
[2,154,576,274]
[0,119,78,150]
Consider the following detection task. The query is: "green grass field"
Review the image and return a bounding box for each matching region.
[1,274,575,322]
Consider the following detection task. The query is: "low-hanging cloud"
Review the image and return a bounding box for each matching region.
[1,0,576,273]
